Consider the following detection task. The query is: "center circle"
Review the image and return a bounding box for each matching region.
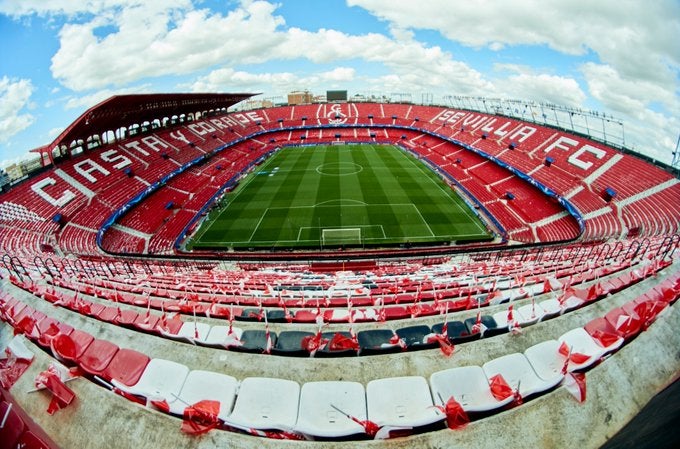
[316,162,363,176]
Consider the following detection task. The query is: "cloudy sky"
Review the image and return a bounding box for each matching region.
[0,0,678,168]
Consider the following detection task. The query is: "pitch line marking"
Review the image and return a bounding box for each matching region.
[410,203,436,237]
[399,147,487,234]
[248,207,270,243]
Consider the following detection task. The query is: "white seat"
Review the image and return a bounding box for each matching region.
[524,340,566,384]
[203,325,243,348]
[516,302,545,325]
[174,321,212,343]
[430,366,513,412]
[325,309,350,322]
[3,336,34,361]
[559,291,585,311]
[366,376,443,428]
[227,377,300,431]
[483,352,561,399]
[558,327,608,371]
[295,381,366,438]
[539,298,563,318]
[167,370,238,421]
[111,358,189,403]
[491,310,510,328]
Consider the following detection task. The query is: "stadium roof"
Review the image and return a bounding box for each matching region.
[36,92,256,155]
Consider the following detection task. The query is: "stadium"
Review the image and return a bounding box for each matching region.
[0,90,678,449]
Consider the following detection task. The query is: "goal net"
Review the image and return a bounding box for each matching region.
[321,228,361,246]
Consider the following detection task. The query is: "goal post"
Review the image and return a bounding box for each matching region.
[321,228,362,247]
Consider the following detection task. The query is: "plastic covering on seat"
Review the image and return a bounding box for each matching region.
[111,358,189,403]
[483,352,561,399]
[273,331,315,356]
[295,381,367,438]
[584,317,625,352]
[230,330,276,353]
[430,366,513,412]
[605,307,642,340]
[227,377,300,431]
[558,328,607,371]
[538,298,563,319]
[524,340,566,384]
[366,376,444,428]
[167,321,211,344]
[357,329,402,355]
[35,317,73,347]
[317,331,359,357]
[464,315,501,338]
[167,370,238,421]
[516,302,546,325]
[51,330,94,363]
[203,325,243,349]
[396,325,437,350]
[431,321,474,343]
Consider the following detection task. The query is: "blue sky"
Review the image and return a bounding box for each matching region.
[0,0,678,168]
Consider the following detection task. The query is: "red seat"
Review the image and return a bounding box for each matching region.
[382,306,409,320]
[133,313,160,332]
[293,309,318,323]
[158,314,184,335]
[604,307,642,340]
[96,306,120,323]
[36,317,74,347]
[78,339,120,376]
[15,431,50,449]
[584,317,624,351]
[115,309,139,326]
[102,348,150,386]
[51,330,94,362]
[0,401,24,449]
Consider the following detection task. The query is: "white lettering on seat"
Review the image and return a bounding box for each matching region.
[74,159,110,183]
[124,136,170,156]
[101,149,132,170]
[436,110,466,124]
[188,121,216,136]
[31,178,76,208]
[568,144,607,171]
[508,126,536,142]
[544,136,608,171]
[543,136,578,153]
[170,130,191,145]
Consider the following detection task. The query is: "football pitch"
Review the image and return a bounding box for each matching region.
[190,144,492,249]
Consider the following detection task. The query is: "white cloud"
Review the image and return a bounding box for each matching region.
[45,0,494,97]
[581,63,679,118]
[62,84,152,110]
[49,1,286,91]
[0,77,35,144]
[0,0,190,18]
[190,67,356,93]
[494,64,587,107]
[348,0,680,88]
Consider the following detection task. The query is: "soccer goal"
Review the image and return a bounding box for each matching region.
[321,228,362,247]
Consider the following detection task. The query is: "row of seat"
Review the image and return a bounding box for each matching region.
[2,271,677,440]
[4,257,668,362]
[37,253,654,326]
[0,399,51,449]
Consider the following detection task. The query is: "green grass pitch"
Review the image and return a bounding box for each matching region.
[189,144,492,249]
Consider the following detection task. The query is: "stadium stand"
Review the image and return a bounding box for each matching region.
[0,96,678,449]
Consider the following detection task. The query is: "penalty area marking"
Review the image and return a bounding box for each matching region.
[297,224,387,242]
